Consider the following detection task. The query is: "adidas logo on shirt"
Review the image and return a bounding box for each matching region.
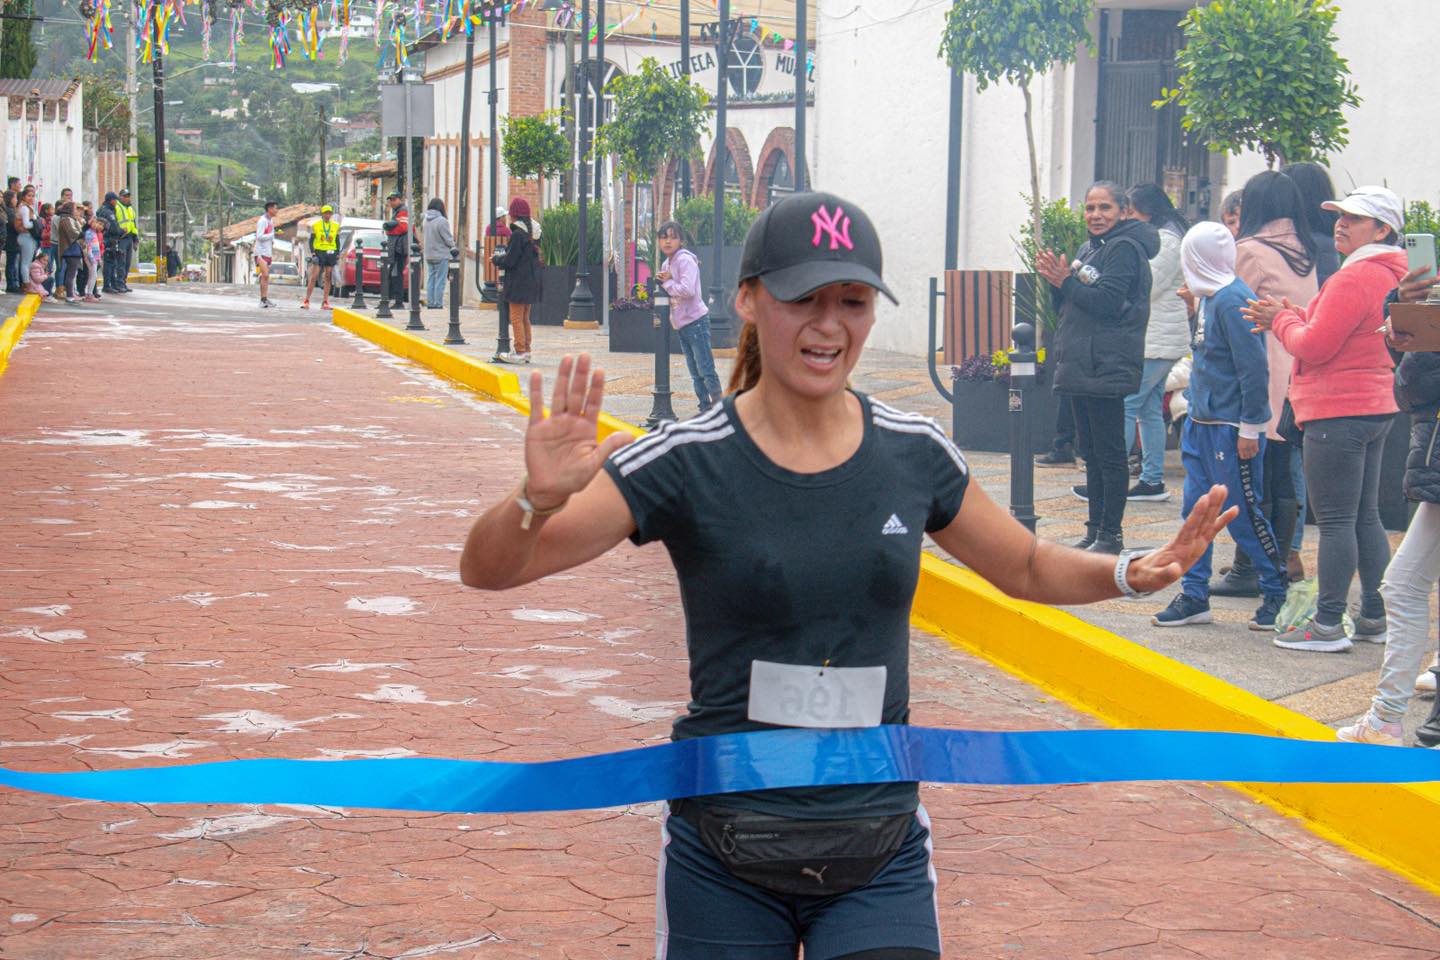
[881,514,909,536]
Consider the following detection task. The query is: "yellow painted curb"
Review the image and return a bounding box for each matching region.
[331,307,642,442]
[0,293,41,379]
[913,555,1440,895]
[334,302,1440,895]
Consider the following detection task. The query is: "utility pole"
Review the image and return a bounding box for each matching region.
[217,166,228,283]
[593,0,604,201]
[127,14,139,201]
[680,0,690,200]
[455,5,476,310]
[565,0,596,326]
[318,100,327,204]
[707,0,732,345]
[153,26,169,284]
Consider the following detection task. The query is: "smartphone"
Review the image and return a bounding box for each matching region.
[1406,233,1437,279]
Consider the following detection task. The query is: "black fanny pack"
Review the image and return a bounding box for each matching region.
[671,799,912,897]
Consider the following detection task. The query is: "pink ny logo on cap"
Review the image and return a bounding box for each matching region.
[811,204,854,251]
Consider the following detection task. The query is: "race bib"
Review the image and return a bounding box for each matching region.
[746,660,886,729]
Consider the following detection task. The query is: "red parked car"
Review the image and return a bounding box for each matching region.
[339,229,409,297]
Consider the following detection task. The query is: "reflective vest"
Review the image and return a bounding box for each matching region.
[312,219,340,251]
[116,202,138,236]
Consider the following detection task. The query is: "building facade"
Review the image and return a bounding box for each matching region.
[817,0,1440,357]
[418,4,815,303]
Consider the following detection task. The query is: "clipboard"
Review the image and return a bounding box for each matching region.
[1388,302,1440,352]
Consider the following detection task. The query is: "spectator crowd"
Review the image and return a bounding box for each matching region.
[2,177,142,302]
[1037,164,1440,748]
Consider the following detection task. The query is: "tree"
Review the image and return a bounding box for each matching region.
[1157,0,1359,168]
[593,56,709,261]
[940,0,1092,253]
[82,73,131,147]
[500,111,570,191]
[0,0,38,80]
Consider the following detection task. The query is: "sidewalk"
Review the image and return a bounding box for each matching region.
[311,289,1434,742]
[4,293,1440,956]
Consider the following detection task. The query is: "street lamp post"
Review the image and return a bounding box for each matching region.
[794,0,806,193]
[453,2,477,326]
[565,0,597,327]
[483,4,510,354]
[401,54,425,332]
[706,0,733,347]
[680,0,690,200]
[152,14,169,285]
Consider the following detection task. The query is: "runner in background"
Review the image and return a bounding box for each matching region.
[302,205,340,310]
[458,192,1238,960]
[255,201,278,309]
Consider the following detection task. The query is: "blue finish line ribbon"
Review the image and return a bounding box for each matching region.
[2,726,1437,814]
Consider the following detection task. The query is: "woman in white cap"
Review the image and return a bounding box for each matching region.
[459,192,1236,959]
[1245,185,1409,654]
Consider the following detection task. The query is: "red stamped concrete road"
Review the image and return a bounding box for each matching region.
[3,294,1440,959]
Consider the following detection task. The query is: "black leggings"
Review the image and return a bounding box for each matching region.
[1072,394,1129,536]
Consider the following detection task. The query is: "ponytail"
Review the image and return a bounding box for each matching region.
[729,318,762,394]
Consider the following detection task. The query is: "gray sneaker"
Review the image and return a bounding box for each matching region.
[1274,618,1354,653]
[1353,613,1387,644]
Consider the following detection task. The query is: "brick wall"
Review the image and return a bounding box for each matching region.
[504,8,548,213]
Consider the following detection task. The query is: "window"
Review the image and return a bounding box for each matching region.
[766,152,792,206]
[559,61,623,202]
[726,33,764,98]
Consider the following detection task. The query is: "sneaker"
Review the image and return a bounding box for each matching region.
[1336,710,1403,747]
[516,352,531,364]
[82,295,100,303]
[1418,659,1438,695]
[1072,527,1098,550]
[300,300,310,309]
[1071,484,1089,501]
[321,300,332,310]
[1210,568,1260,598]
[1127,480,1171,502]
[66,296,81,304]
[1086,533,1124,555]
[1352,613,1387,644]
[1036,447,1076,467]
[1274,618,1353,653]
[1249,593,1286,631]
[1154,593,1213,627]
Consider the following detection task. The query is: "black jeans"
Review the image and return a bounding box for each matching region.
[1072,395,1128,536]
[61,255,82,299]
[1053,394,1076,451]
[1303,415,1393,625]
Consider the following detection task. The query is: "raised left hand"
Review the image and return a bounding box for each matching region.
[1124,485,1238,594]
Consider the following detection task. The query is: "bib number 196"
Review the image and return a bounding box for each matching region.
[746,660,886,729]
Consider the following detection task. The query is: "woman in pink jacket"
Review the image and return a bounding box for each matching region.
[1246,186,1407,653]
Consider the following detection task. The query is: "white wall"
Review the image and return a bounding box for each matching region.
[3,88,85,202]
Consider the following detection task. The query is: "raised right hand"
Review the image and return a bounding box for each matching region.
[524,354,633,509]
[1397,267,1440,304]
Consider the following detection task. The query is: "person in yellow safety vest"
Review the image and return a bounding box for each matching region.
[114,188,138,292]
[302,205,341,310]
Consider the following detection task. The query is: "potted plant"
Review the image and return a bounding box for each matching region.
[606,281,682,354]
[1012,196,1087,345]
[534,201,601,325]
[949,348,1059,454]
[593,56,710,299]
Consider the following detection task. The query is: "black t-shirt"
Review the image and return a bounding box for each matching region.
[603,391,969,818]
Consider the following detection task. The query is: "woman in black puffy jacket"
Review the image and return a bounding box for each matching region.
[1337,284,1440,746]
[1036,181,1160,555]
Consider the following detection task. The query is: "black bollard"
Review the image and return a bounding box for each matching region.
[375,244,394,320]
[490,238,511,362]
[405,245,425,331]
[444,248,465,345]
[644,278,677,428]
[1007,321,1039,531]
[350,239,368,310]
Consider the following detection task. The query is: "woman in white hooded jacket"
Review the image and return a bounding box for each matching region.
[1123,184,1192,501]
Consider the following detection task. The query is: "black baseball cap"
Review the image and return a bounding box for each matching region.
[739,191,896,304]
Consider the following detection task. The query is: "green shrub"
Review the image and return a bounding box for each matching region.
[673,195,760,246]
[1013,196,1088,332]
[537,201,602,267]
[1405,200,1440,237]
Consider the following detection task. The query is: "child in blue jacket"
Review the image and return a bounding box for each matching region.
[1153,222,1288,630]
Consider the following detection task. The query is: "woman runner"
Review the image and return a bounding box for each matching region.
[459,192,1235,959]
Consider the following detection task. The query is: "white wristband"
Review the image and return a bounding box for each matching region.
[1114,550,1152,599]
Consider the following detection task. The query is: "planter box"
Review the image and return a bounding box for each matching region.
[608,307,683,355]
[535,265,576,326]
[949,376,1059,454]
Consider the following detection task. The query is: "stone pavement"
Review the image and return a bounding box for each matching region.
[3,289,1440,957]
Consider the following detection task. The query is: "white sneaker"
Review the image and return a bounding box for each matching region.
[1336,711,1404,747]
[517,352,531,364]
[1418,658,1438,694]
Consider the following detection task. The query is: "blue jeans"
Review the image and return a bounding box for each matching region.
[676,316,722,409]
[1180,420,1287,602]
[16,232,36,283]
[424,260,447,308]
[1122,358,1176,486]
